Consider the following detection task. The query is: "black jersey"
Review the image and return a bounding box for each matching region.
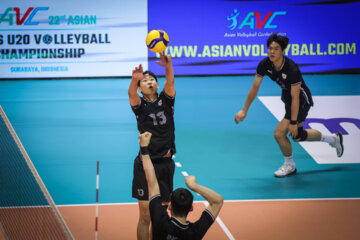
[131,90,176,159]
[256,56,313,106]
[149,195,215,240]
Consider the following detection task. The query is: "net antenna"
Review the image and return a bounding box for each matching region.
[0,105,74,240]
[95,160,100,240]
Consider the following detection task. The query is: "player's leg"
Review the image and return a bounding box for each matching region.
[137,200,151,240]
[274,118,297,177]
[154,157,175,203]
[296,123,344,157]
[294,104,322,142]
[274,118,292,157]
[132,156,151,240]
[294,103,344,157]
[140,158,173,239]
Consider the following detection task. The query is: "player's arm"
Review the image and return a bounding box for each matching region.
[128,64,143,106]
[289,83,301,138]
[235,74,263,123]
[157,52,175,97]
[185,176,223,218]
[139,132,160,198]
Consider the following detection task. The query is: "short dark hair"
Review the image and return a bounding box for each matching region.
[138,70,158,86]
[267,33,289,51]
[170,188,194,218]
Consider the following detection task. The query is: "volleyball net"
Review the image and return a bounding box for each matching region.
[0,105,73,240]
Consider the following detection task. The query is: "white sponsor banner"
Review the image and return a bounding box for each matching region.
[0,0,148,78]
[259,96,360,164]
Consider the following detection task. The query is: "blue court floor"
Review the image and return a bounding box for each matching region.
[0,74,359,205]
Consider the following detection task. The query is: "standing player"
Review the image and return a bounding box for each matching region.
[139,131,223,240]
[128,52,176,240]
[234,33,344,177]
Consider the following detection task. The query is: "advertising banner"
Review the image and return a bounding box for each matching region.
[0,0,148,78]
[148,0,360,76]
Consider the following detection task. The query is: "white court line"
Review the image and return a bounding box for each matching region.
[204,201,235,240]
[0,221,9,240]
[180,170,199,195]
[224,197,360,202]
[56,197,360,207]
[175,162,182,167]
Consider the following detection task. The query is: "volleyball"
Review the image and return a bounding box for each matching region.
[146,29,169,52]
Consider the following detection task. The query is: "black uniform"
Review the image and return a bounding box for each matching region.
[256,56,314,122]
[131,90,176,201]
[149,194,215,240]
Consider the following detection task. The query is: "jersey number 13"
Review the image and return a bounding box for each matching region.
[149,111,167,126]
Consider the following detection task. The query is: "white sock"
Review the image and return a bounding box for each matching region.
[321,134,335,144]
[284,155,295,166]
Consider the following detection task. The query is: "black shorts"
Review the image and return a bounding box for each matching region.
[132,155,175,202]
[284,102,311,123]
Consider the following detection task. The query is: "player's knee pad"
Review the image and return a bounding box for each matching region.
[293,127,308,142]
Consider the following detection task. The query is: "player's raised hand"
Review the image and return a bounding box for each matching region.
[235,109,247,124]
[185,176,197,190]
[132,64,144,82]
[139,131,152,147]
[156,52,172,67]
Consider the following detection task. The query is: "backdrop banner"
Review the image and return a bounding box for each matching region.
[0,0,148,78]
[148,0,360,76]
